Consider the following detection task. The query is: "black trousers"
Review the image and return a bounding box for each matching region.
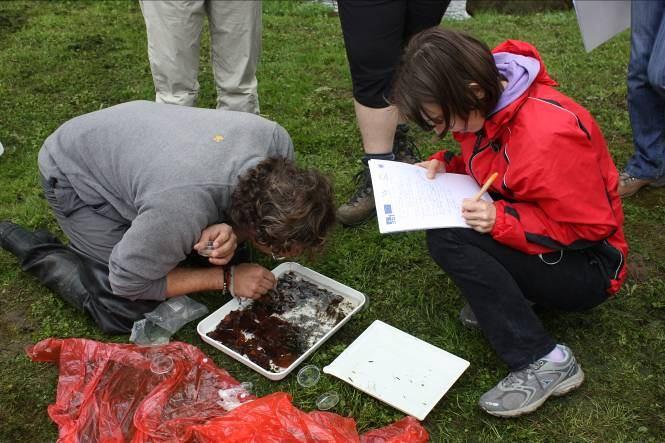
[427,228,610,371]
[338,0,450,108]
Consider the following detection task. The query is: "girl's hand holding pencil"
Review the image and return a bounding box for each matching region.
[462,172,498,233]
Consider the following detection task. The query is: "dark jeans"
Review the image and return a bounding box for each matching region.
[427,228,610,371]
[338,0,449,108]
[626,0,665,180]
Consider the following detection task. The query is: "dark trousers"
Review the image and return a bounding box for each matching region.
[427,228,610,371]
[338,0,450,108]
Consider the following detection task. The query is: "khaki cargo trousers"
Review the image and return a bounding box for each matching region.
[140,0,261,113]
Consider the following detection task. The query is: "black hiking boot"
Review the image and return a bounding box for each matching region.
[393,124,422,164]
[337,125,420,227]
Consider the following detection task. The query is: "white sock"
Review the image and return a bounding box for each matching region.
[542,344,567,362]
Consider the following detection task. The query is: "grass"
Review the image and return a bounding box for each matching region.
[1,1,664,441]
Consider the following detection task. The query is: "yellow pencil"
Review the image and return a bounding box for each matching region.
[473,172,498,201]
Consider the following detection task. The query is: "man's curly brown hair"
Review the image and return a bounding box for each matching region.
[229,157,336,255]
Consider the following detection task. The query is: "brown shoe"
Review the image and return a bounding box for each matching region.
[337,167,375,226]
[618,171,665,198]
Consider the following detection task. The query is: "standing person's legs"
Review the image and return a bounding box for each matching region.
[404,0,451,39]
[140,0,206,107]
[621,0,665,197]
[338,0,406,154]
[207,0,261,113]
[336,0,447,226]
[337,0,408,227]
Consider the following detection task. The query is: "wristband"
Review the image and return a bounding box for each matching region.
[229,266,236,298]
[222,267,230,295]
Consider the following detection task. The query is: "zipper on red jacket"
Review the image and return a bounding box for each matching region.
[468,129,492,184]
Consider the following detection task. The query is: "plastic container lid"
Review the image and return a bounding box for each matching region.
[316,391,339,410]
[150,354,174,374]
[296,365,321,388]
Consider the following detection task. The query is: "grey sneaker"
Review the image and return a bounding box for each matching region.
[459,302,479,329]
[618,170,665,198]
[336,167,375,226]
[478,345,584,418]
[393,124,421,164]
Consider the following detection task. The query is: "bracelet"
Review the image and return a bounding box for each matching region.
[222,267,230,295]
[229,266,236,298]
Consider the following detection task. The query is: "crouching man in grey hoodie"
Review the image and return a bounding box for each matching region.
[0,101,335,333]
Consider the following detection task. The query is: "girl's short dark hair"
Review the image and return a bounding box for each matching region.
[391,27,503,137]
[229,157,336,255]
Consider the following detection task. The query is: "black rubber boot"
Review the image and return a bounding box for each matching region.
[0,221,43,261]
[1,221,159,334]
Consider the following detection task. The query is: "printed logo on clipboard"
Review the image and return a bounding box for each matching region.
[384,204,396,225]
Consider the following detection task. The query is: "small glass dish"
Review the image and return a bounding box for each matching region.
[198,241,215,257]
[316,391,340,410]
[150,354,174,374]
[296,364,321,388]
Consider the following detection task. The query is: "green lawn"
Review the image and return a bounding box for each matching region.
[1,1,663,441]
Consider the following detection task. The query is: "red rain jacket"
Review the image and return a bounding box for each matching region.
[429,40,628,294]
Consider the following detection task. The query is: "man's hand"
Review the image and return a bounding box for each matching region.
[194,223,237,265]
[232,263,276,299]
[462,199,496,233]
[416,159,446,179]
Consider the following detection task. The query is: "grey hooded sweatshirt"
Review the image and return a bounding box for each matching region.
[38,101,294,301]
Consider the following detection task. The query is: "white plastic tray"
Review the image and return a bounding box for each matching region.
[197,262,366,380]
[323,320,469,420]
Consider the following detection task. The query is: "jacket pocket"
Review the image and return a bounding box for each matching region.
[52,184,88,218]
[588,241,624,283]
[90,201,127,224]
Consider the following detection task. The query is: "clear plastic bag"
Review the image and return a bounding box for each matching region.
[217,382,254,411]
[144,295,209,334]
[129,318,171,345]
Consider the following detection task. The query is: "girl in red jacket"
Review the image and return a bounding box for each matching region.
[391,28,628,417]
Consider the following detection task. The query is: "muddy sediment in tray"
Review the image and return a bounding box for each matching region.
[207,271,356,372]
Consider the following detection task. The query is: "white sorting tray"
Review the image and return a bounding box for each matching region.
[323,320,469,420]
[197,262,366,380]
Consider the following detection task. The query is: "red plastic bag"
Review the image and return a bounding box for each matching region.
[27,338,429,443]
[191,392,360,442]
[28,338,248,442]
[193,394,428,443]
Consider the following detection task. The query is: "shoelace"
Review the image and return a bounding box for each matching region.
[619,171,637,181]
[348,168,373,205]
[503,360,545,387]
[394,131,422,162]
[395,134,422,162]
